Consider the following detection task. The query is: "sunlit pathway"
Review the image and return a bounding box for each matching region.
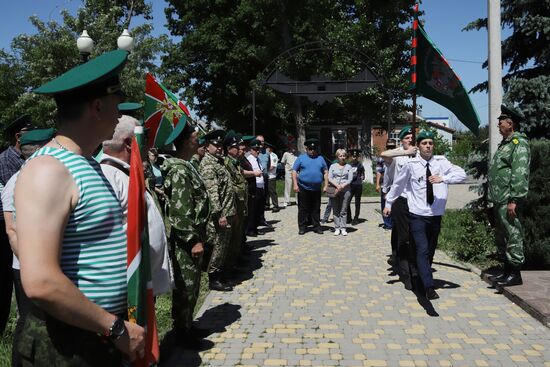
[166,200,550,367]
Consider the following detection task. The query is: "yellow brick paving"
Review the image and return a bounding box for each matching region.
[167,203,550,366]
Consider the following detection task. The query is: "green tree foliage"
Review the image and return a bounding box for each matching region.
[0,0,169,132]
[162,0,416,141]
[465,1,550,138]
[448,127,488,167]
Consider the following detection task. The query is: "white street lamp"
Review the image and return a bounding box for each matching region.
[117,29,134,52]
[76,30,94,62]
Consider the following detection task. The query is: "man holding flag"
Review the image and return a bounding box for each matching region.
[14,50,146,365]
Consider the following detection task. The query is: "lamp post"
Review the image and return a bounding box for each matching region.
[76,30,94,62]
[117,29,134,52]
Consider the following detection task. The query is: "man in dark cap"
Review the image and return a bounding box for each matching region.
[348,149,366,225]
[487,106,530,287]
[292,138,328,235]
[14,50,145,365]
[384,131,466,300]
[0,115,35,334]
[199,130,236,291]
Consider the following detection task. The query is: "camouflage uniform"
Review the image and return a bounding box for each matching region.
[224,155,248,267]
[199,152,236,273]
[162,158,210,331]
[190,154,201,171]
[488,131,530,267]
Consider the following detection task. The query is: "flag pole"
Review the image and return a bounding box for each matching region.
[411,3,419,142]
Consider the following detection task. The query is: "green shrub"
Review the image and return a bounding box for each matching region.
[439,209,496,269]
[522,140,550,269]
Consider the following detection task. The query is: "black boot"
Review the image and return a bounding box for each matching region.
[491,263,510,284]
[426,287,440,300]
[208,273,233,291]
[497,267,523,287]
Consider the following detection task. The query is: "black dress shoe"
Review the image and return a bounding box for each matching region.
[352,218,359,225]
[426,287,440,300]
[298,229,306,235]
[260,221,272,228]
[314,228,323,234]
[272,207,280,213]
[245,231,257,237]
[209,279,233,291]
[497,271,523,287]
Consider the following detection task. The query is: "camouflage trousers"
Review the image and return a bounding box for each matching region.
[18,312,122,366]
[227,200,247,269]
[170,240,203,331]
[494,203,525,267]
[206,218,232,273]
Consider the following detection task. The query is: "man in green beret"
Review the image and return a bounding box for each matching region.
[384,131,466,300]
[199,130,236,291]
[160,119,211,347]
[14,50,145,365]
[0,115,35,334]
[488,106,531,287]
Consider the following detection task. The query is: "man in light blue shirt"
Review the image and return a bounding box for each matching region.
[384,131,466,300]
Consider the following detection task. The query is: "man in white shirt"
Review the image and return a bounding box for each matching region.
[265,142,280,212]
[280,143,298,207]
[101,115,173,296]
[383,131,466,300]
[245,139,265,235]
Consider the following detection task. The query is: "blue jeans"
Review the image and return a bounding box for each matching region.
[409,213,442,289]
[381,191,393,229]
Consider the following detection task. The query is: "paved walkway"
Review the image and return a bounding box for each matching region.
[165,202,550,367]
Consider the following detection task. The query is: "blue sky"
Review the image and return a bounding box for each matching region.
[1,0,507,129]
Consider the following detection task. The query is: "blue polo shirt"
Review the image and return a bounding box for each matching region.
[293,153,327,191]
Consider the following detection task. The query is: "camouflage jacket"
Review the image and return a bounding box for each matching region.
[190,154,201,171]
[162,158,210,245]
[199,152,236,220]
[224,155,248,204]
[487,131,530,204]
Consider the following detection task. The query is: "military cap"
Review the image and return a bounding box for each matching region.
[265,142,275,149]
[304,138,320,149]
[223,130,243,148]
[349,149,362,157]
[3,115,35,136]
[163,116,190,146]
[19,128,55,146]
[416,130,435,143]
[498,105,524,123]
[241,135,255,143]
[118,102,143,114]
[204,130,225,145]
[249,139,263,149]
[34,49,128,105]
[398,125,413,140]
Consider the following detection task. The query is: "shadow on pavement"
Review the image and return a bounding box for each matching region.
[160,303,242,367]
[433,278,461,290]
[432,261,472,273]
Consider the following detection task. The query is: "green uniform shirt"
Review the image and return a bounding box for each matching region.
[224,155,248,204]
[487,131,530,204]
[199,152,236,220]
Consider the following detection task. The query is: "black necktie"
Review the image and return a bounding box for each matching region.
[426,162,434,205]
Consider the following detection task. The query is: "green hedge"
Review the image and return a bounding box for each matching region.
[522,140,550,269]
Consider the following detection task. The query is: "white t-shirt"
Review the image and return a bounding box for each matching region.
[281,151,298,173]
[1,172,19,269]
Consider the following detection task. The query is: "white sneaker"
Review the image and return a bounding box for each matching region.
[341,229,348,236]
[333,229,341,236]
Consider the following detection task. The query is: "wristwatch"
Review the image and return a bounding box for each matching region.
[105,316,126,341]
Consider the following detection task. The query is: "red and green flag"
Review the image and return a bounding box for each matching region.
[411,4,480,135]
[144,73,191,148]
[127,136,159,366]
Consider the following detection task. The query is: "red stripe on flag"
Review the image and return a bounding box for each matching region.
[411,56,416,65]
[412,38,417,48]
[413,20,418,30]
[411,74,416,83]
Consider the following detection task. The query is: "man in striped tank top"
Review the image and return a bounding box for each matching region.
[14,50,145,366]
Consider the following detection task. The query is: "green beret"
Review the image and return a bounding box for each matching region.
[118,102,143,113]
[304,138,319,148]
[204,130,225,145]
[241,135,255,143]
[34,50,128,105]
[3,115,35,136]
[416,130,435,143]
[20,128,55,146]
[162,116,189,146]
[398,125,413,140]
[499,104,524,123]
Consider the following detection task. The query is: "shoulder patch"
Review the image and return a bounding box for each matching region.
[513,138,519,145]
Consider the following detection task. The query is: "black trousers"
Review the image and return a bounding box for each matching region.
[298,189,321,231]
[246,188,265,233]
[13,269,31,367]
[0,227,13,334]
[347,184,362,222]
[267,178,279,209]
[409,214,442,289]
[391,197,415,282]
